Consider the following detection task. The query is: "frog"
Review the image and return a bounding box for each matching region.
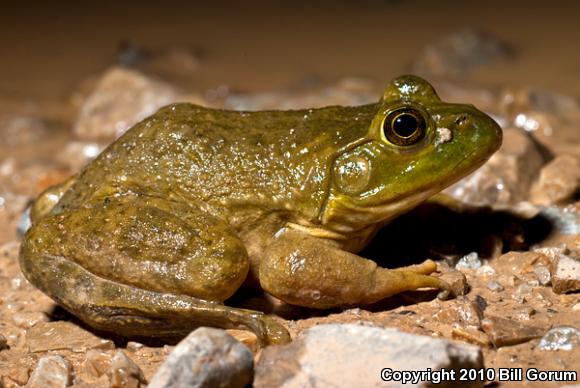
[19,75,502,346]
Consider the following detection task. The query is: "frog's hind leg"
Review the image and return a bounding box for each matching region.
[19,195,290,345]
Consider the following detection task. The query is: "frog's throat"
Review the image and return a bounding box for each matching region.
[318,187,439,235]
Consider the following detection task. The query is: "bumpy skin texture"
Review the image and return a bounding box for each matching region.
[20,75,502,345]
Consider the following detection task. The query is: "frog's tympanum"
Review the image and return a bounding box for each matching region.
[20,75,501,345]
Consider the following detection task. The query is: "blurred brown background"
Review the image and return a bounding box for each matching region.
[0,0,578,100]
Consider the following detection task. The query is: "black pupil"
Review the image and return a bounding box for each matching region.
[392,114,418,138]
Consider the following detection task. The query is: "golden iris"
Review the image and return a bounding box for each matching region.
[382,108,426,146]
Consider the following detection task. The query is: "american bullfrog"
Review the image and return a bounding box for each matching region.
[19,75,501,345]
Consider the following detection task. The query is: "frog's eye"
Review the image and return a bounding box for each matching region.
[381,108,427,146]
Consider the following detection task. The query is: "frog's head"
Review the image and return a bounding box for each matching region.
[322,75,502,233]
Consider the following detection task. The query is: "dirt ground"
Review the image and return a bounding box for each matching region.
[0,2,579,387]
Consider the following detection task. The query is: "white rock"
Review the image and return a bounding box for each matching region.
[27,355,71,388]
[538,326,580,351]
[551,252,580,294]
[456,252,482,270]
[148,327,253,388]
[254,324,483,388]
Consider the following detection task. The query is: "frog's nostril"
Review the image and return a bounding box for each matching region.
[454,114,468,126]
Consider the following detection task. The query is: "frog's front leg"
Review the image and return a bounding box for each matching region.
[260,228,452,309]
[20,195,290,345]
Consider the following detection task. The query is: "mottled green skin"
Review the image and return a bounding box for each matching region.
[20,75,501,345]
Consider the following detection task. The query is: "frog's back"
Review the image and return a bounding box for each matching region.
[57,103,377,220]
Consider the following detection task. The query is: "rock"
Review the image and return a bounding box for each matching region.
[148,327,253,388]
[530,155,580,205]
[106,351,146,388]
[83,350,112,379]
[550,251,580,294]
[254,324,483,388]
[125,341,145,352]
[537,326,580,351]
[439,270,469,296]
[73,67,204,140]
[533,265,551,286]
[455,252,482,270]
[26,321,114,353]
[486,280,504,292]
[411,28,512,77]
[445,128,546,206]
[481,316,544,347]
[27,355,71,388]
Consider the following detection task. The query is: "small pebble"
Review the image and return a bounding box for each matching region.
[534,264,552,285]
[516,283,533,295]
[551,252,580,294]
[455,252,482,270]
[27,355,71,388]
[537,326,580,351]
[84,350,112,378]
[126,341,145,352]
[487,280,504,292]
[476,264,496,276]
[439,270,469,296]
[107,350,146,388]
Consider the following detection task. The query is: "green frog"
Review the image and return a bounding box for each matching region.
[19,75,501,346]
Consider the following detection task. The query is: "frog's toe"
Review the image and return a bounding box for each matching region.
[394,259,438,275]
[262,316,292,345]
[437,288,453,300]
[244,313,291,346]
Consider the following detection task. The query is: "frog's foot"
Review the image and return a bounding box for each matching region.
[393,259,453,299]
[261,228,454,309]
[19,195,291,346]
